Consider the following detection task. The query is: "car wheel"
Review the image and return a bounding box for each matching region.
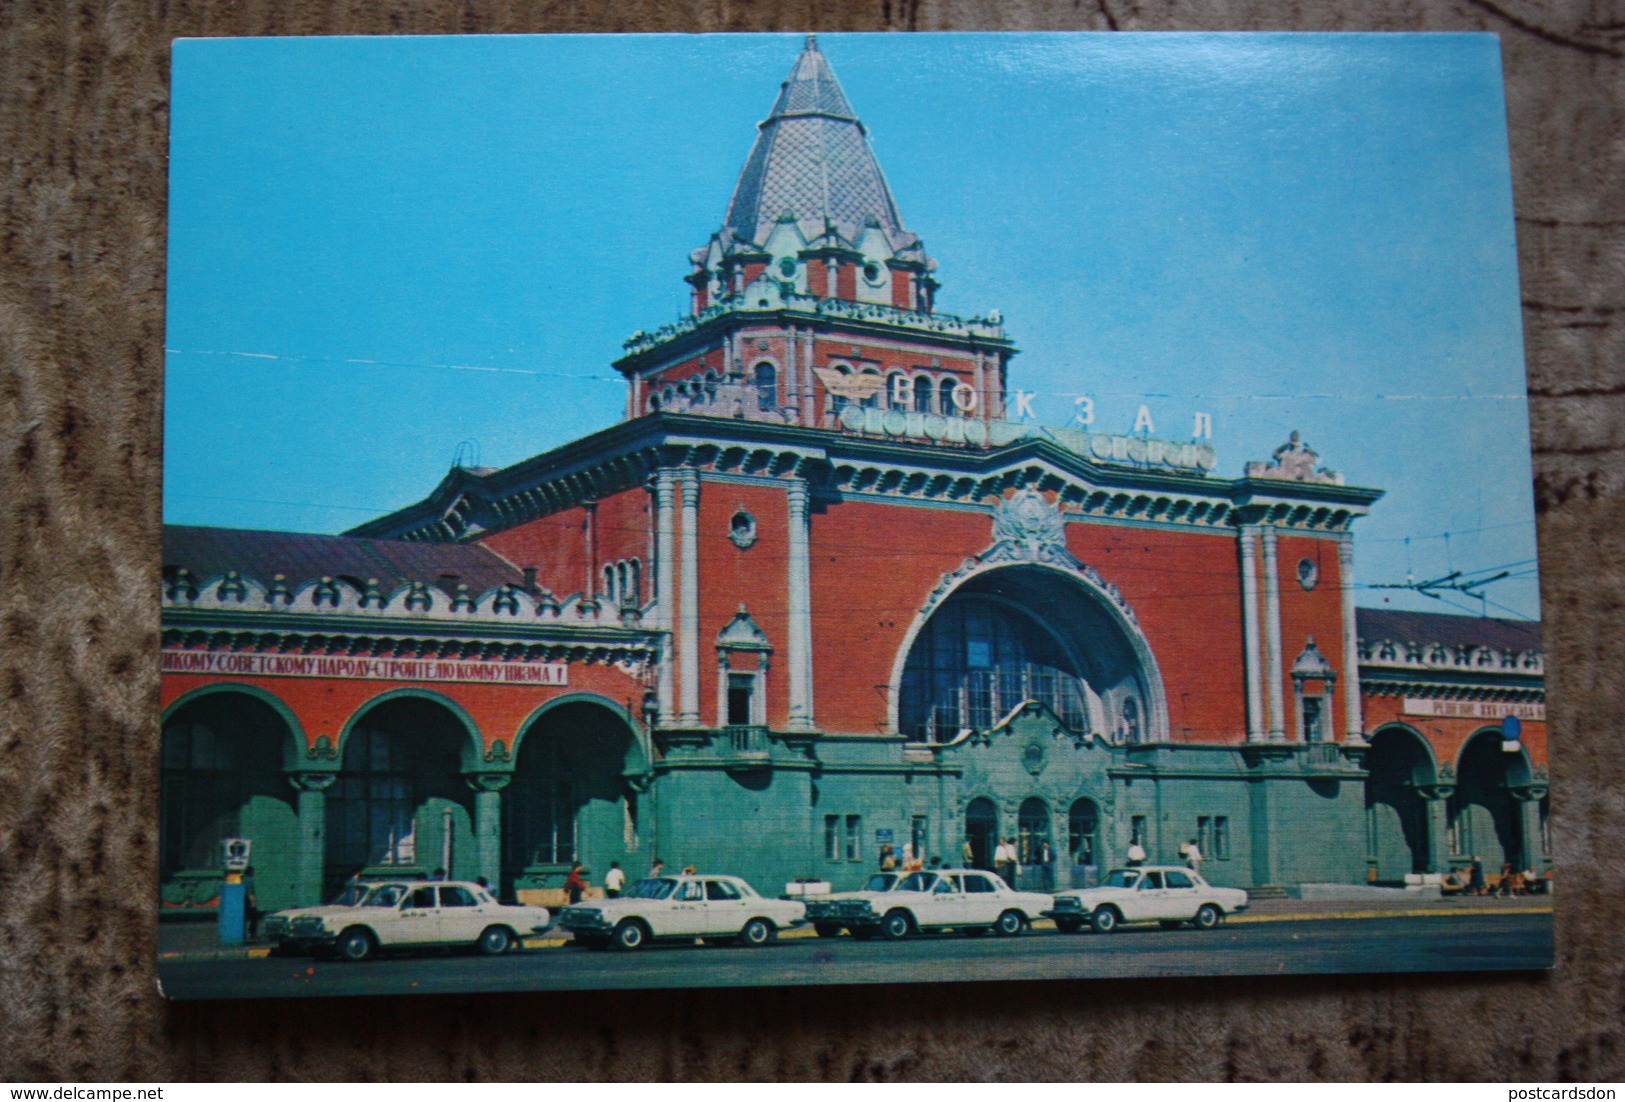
[336,927,376,962]
[813,923,843,938]
[1054,918,1083,934]
[881,910,913,941]
[849,926,878,941]
[1090,907,1120,934]
[611,919,648,951]
[1193,904,1223,930]
[739,918,774,947]
[477,925,513,955]
[994,910,1026,937]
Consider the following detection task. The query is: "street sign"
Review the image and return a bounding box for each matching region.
[875,829,894,843]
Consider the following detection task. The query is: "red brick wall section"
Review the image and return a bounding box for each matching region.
[479,486,650,603]
[1277,533,1350,739]
[695,481,793,726]
[1361,693,1548,772]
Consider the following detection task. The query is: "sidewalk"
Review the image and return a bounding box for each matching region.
[157,893,1553,963]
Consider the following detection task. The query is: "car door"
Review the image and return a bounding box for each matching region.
[702,878,749,934]
[437,885,485,943]
[391,886,443,946]
[1160,870,1201,919]
[1125,870,1166,920]
[959,873,1003,925]
[926,874,966,928]
[666,879,709,935]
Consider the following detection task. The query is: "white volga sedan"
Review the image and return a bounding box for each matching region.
[800,872,902,938]
[1043,866,1249,933]
[814,869,1052,940]
[268,880,553,961]
[555,874,806,950]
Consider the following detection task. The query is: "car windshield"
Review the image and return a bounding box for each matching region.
[623,877,678,900]
[330,884,370,906]
[897,872,937,893]
[363,884,408,907]
[864,874,897,892]
[1101,869,1141,889]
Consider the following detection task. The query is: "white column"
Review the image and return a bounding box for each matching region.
[1339,533,1365,743]
[1239,525,1265,742]
[653,471,677,726]
[1261,525,1286,741]
[786,478,815,731]
[679,471,702,727]
[785,325,799,422]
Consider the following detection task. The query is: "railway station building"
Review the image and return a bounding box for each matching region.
[159,38,1549,913]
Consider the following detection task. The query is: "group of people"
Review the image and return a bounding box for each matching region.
[561,857,709,903]
[1448,857,1547,896]
[877,844,940,874]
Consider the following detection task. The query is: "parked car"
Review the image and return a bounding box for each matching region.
[800,872,903,937]
[1044,866,1249,933]
[817,869,1052,940]
[555,874,806,950]
[269,880,553,961]
[260,880,372,954]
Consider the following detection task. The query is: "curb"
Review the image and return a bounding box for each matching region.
[157,906,1553,963]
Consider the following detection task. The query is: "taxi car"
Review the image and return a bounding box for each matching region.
[260,879,372,954]
[800,872,902,938]
[268,879,553,961]
[814,869,1052,940]
[555,874,805,951]
[1043,865,1249,933]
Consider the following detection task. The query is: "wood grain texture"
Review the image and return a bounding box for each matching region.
[1,0,1621,1082]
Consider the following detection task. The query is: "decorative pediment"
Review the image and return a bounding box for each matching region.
[716,605,773,652]
[1245,431,1342,485]
[982,489,1082,570]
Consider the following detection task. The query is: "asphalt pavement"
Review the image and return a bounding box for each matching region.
[156,904,1555,1001]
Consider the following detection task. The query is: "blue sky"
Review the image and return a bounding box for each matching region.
[165,32,1540,619]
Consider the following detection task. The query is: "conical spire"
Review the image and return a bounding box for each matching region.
[720,36,919,256]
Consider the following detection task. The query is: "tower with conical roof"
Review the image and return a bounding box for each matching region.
[615,36,1015,431]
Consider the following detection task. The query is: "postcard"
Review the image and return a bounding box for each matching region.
[158,32,1551,999]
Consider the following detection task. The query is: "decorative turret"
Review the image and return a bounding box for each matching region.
[688,35,937,314]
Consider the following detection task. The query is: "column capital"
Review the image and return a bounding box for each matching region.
[465,772,512,794]
[679,470,701,505]
[289,771,337,792]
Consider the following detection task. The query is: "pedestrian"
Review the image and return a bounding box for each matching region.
[681,864,697,875]
[564,863,587,905]
[1184,838,1203,875]
[1468,856,1486,895]
[962,837,975,867]
[649,857,665,879]
[903,848,923,874]
[1038,840,1055,891]
[879,844,897,872]
[605,861,626,898]
[1126,840,1147,867]
[928,856,943,870]
[994,837,1018,887]
[430,867,447,881]
[242,866,260,940]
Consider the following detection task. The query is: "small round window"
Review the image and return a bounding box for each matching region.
[862,261,883,285]
[779,257,798,278]
[1298,558,1319,590]
[729,510,758,550]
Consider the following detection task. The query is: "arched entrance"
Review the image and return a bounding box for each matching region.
[1450,729,1532,872]
[505,699,640,900]
[895,564,1162,744]
[1364,725,1435,882]
[1017,797,1052,890]
[1068,797,1101,880]
[964,797,998,871]
[326,695,476,897]
[161,689,298,911]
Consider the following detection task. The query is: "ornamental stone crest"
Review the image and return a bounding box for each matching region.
[1244,431,1342,485]
[984,489,1082,570]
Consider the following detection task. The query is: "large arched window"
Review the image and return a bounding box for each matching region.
[1365,725,1435,880]
[161,698,287,875]
[753,362,777,412]
[1017,797,1050,866]
[897,565,1157,744]
[938,377,956,416]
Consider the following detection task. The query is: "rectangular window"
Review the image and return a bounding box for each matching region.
[845,815,862,862]
[1130,815,1147,847]
[727,672,754,726]
[825,815,840,861]
[1302,696,1323,741]
[1214,816,1229,859]
[1197,816,1212,857]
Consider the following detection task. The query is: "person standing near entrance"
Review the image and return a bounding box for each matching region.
[649,857,665,879]
[1037,840,1055,891]
[604,861,626,898]
[1126,840,1147,867]
[565,863,588,904]
[962,837,975,867]
[994,837,1018,886]
[1184,838,1203,876]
